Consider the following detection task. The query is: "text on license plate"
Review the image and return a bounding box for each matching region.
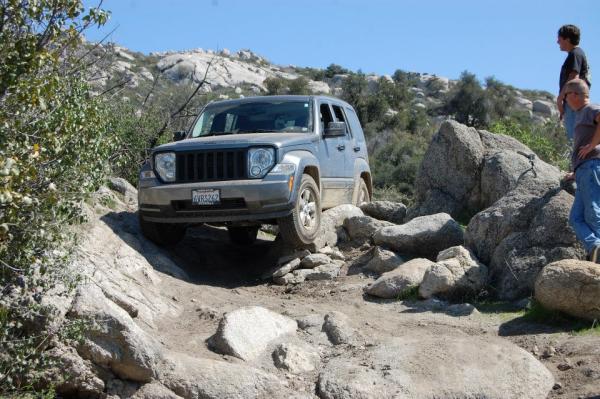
[192,189,220,205]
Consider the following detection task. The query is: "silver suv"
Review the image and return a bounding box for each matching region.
[138,95,372,247]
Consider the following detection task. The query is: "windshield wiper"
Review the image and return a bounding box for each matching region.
[236,129,278,133]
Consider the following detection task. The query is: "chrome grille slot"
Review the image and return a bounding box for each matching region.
[175,149,246,182]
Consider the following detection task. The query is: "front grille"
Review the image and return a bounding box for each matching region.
[175,150,246,183]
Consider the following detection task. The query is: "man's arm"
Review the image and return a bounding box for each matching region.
[578,112,600,158]
[558,71,580,119]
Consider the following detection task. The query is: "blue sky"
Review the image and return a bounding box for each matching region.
[84,0,600,102]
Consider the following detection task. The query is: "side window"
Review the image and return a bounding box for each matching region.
[319,103,334,133]
[332,104,350,136]
[345,107,365,144]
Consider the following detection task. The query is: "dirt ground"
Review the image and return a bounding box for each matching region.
[125,222,600,399]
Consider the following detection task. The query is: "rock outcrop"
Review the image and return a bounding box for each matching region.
[365,258,434,299]
[317,335,554,399]
[535,260,600,321]
[208,306,298,360]
[419,246,487,300]
[309,204,364,251]
[373,212,464,258]
[360,200,407,224]
[410,120,584,299]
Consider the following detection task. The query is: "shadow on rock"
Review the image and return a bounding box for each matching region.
[498,315,579,336]
[100,211,281,288]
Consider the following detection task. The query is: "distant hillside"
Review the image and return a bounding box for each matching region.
[85,42,558,124]
[82,41,567,200]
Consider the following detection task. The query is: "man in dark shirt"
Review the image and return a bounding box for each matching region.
[557,25,591,142]
[565,79,600,262]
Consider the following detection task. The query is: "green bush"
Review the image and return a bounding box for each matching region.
[444,71,488,128]
[489,118,570,171]
[370,131,430,197]
[324,63,349,78]
[0,1,111,395]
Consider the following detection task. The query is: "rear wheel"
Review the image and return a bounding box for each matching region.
[278,174,321,247]
[355,178,370,206]
[227,226,259,246]
[139,215,186,246]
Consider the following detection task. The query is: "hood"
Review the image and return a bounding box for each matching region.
[154,132,315,152]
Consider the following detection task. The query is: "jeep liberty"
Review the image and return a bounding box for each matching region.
[138,95,372,247]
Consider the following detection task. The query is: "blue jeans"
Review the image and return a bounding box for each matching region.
[564,103,576,142]
[569,159,600,253]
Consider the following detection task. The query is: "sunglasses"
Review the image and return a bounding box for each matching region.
[565,91,580,97]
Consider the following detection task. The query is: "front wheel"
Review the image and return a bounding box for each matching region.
[278,174,321,247]
[227,226,259,246]
[139,215,186,246]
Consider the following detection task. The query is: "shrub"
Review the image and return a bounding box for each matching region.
[287,76,310,95]
[444,71,488,128]
[264,76,286,95]
[324,63,349,78]
[0,1,111,395]
[489,118,570,171]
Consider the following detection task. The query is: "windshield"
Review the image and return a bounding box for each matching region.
[191,100,313,137]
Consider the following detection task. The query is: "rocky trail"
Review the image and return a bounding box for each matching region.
[49,120,600,398]
[50,184,600,399]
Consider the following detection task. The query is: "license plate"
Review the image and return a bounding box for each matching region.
[192,189,220,206]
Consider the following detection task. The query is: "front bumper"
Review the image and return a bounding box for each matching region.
[138,176,294,224]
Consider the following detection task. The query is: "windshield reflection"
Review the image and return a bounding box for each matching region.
[191,101,313,137]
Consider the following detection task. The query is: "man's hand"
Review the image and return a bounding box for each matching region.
[557,100,564,120]
[563,171,575,181]
[579,144,595,159]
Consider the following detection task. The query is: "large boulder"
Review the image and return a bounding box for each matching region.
[343,215,394,242]
[108,177,138,205]
[419,246,488,300]
[532,99,557,117]
[469,189,585,300]
[406,119,585,300]
[364,246,406,275]
[158,352,304,399]
[208,306,297,361]
[309,204,363,251]
[535,260,600,321]
[373,213,464,258]
[360,201,407,224]
[408,120,485,220]
[480,149,560,207]
[317,335,554,399]
[408,120,562,221]
[68,284,163,383]
[365,258,434,299]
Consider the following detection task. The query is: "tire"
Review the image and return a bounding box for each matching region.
[227,226,259,246]
[139,215,186,246]
[278,174,321,247]
[354,178,370,206]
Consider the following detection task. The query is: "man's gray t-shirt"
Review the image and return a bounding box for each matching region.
[572,103,600,171]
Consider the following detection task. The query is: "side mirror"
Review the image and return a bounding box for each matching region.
[173,131,187,141]
[323,121,346,137]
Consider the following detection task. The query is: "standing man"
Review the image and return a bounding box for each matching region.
[557,24,591,142]
[565,79,600,262]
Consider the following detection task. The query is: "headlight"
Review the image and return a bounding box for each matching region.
[248,147,275,178]
[155,152,176,182]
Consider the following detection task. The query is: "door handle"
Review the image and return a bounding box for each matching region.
[337,145,345,151]
[353,146,360,152]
